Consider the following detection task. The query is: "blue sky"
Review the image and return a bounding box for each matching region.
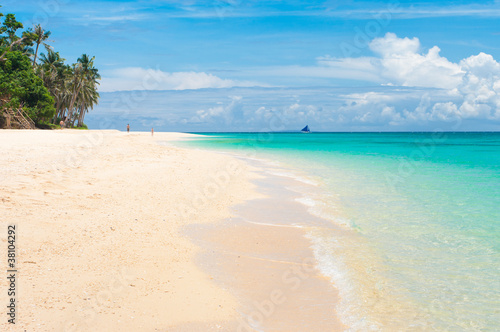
[3,0,500,131]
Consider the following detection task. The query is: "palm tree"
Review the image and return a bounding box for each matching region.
[38,49,69,122]
[39,48,64,69]
[30,24,51,68]
[66,54,100,126]
[35,50,101,127]
[75,73,100,126]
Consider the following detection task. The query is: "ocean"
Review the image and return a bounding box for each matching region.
[173,132,500,331]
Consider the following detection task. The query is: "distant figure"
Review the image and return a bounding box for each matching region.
[127,124,130,133]
[60,120,64,129]
[151,127,154,136]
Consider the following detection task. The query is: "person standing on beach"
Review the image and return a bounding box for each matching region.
[151,127,154,136]
[60,120,64,129]
[127,124,130,133]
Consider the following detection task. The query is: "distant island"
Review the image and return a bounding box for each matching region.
[0,6,100,129]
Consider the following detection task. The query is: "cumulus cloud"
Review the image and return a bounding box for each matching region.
[456,53,500,119]
[247,102,322,131]
[369,33,420,57]
[188,96,244,125]
[99,67,258,92]
[318,33,464,89]
[314,33,500,124]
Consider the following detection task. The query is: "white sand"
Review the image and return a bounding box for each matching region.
[0,130,260,331]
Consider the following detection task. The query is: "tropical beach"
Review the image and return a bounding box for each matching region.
[0,130,349,331]
[2,130,498,331]
[2,0,500,331]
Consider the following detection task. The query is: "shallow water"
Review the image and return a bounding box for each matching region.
[174,132,500,331]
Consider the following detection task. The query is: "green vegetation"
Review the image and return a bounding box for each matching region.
[0,6,100,129]
[0,50,55,122]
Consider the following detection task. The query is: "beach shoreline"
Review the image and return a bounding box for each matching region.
[182,158,346,331]
[0,130,343,331]
[170,134,430,331]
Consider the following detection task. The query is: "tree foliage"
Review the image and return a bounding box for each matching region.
[0,50,55,121]
[0,6,100,128]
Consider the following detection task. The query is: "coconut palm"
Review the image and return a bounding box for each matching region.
[30,24,51,67]
[66,54,100,126]
[35,49,101,127]
[38,48,71,122]
[75,78,100,127]
[39,47,64,70]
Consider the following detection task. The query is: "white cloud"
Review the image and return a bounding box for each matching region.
[189,96,244,125]
[369,33,420,57]
[90,85,499,131]
[372,38,463,89]
[81,14,148,22]
[311,33,500,124]
[265,33,465,90]
[99,67,259,92]
[316,33,464,89]
[314,56,383,82]
[139,2,500,19]
[456,53,500,119]
[431,102,460,121]
[93,33,500,130]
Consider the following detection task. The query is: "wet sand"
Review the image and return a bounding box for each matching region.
[185,162,346,331]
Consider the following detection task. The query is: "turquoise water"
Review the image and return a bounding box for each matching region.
[175,132,500,331]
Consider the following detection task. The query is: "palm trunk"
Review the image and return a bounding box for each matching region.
[32,42,40,68]
[77,105,85,127]
[57,106,66,123]
[52,97,63,123]
[66,80,82,126]
[82,108,89,126]
[70,104,82,127]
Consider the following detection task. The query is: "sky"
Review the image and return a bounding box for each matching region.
[3,0,500,131]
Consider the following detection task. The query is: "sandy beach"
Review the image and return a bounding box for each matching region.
[0,130,342,331]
